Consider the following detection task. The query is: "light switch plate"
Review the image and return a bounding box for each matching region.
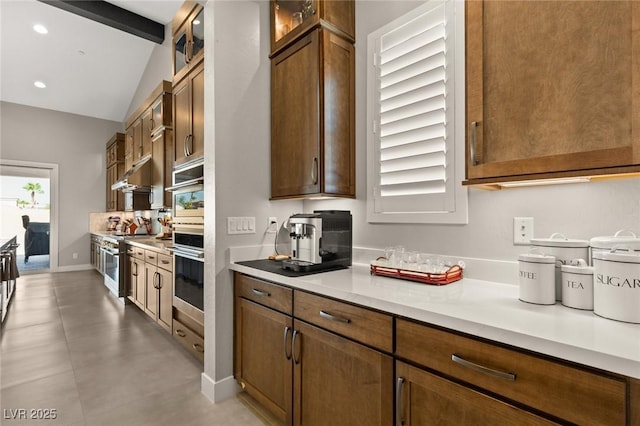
[228,217,256,235]
[513,217,534,245]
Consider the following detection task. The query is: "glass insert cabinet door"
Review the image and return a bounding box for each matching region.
[174,29,188,76]
[274,0,316,43]
[191,8,204,60]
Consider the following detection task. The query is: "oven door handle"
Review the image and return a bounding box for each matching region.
[168,247,205,262]
[99,246,118,256]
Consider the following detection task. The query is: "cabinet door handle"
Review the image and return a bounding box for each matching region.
[292,330,301,364]
[149,190,153,205]
[283,326,292,360]
[176,329,187,337]
[193,343,204,353]
[187,135,193,156]
[183,135,189,157]
[396,377,406,426]
[451,354,516,381]
[251,288,270,297]
[133,262,138,277]
[311,157,318,185]
[183,40,190,64]
[319,310,350,324]
[469,121,479,166]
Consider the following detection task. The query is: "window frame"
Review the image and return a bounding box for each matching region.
[366,0,467,224]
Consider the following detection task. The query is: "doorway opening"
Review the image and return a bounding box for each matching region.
[0,161,58,274]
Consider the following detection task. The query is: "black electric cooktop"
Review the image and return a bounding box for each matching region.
[235,259,347,277]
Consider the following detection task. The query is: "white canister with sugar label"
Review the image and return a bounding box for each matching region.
[518,253,556,305]
[592,249,640,323]
[561,260,594,310]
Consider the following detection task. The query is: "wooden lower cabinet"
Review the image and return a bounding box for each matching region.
[234,273,393,426]
[395,361,556,426]
[144,261,172,333]
[235,298,292,423]
[124,244,172,333]
[396,319,627,425]
[126,249,145,310]
[293,319,393,426]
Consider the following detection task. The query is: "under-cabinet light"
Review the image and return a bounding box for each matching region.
[33,81,46,89]
[498,177,591,188]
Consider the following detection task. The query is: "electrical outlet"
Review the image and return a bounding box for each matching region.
[513,217,534,245]
[267,217,278,233]
[72,253,78,259]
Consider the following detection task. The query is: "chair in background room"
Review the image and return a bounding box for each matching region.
[21,215,50,263]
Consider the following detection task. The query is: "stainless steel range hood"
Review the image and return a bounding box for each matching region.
[111,155,152,191]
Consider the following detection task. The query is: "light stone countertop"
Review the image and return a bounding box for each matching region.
[229,259,640,380]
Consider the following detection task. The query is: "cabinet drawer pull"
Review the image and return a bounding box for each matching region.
[292,330,301,364]
[469,121,479,166]
[451,354,516,381]
[396,377,406,425]
[319,310,350,324]
[283,326,292,360]
[193,343,204,353]
[251,288,270,297]
[175,329,187,337]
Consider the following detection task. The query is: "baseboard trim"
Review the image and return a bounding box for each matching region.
[201,373,239,403]
[56,264,94,272]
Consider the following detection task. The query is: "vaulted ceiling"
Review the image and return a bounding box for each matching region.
[1,0,183,122]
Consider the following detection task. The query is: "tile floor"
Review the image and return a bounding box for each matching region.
[0,270,266,426]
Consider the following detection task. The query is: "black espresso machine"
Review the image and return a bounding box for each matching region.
[282,210,352,273]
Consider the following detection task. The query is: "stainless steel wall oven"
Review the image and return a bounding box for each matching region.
[168,159,205,323]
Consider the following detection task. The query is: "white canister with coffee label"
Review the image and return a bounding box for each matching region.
[518,253,556,305]
[561,260,594,310]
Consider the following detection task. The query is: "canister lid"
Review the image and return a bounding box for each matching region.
[589,230,640,250]
[592,249,640,264]
[518,253,556,264]
[561,264,594,274]
[530,233,589,248]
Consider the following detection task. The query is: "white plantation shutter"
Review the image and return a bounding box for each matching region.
[367,0,467,224]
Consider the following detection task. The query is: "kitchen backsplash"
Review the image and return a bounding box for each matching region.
[89,210,164,235]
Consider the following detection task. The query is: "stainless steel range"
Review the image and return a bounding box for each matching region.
[100,235,125,302]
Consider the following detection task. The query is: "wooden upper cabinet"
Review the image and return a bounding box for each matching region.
[140,109,153,160]
[106,133,125,212]
[172,2,205,83]
[173,61,205,167]
[465,1,640,185]
[271,29,355,199]
[270,0,354,57]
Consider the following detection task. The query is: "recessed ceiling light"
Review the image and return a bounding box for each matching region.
[193,19,201,25]
[33,24,48,34]
[34,81,46,89]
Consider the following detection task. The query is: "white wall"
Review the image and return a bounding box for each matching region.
[0,101,123,268]
[124,24,173,119]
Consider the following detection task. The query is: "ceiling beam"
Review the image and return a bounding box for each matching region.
[38,0,165,44]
